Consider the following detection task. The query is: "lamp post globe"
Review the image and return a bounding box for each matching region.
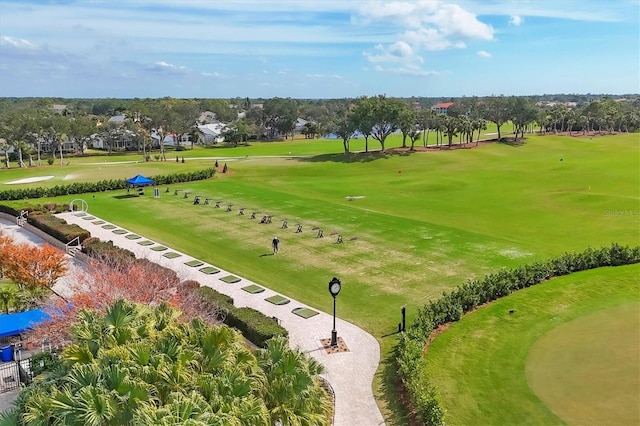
[328,277,341,347]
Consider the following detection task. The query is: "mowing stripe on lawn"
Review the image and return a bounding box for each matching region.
[199,266,220,274]
[163,252,181,259]
[138,240,154,246]
[101,224,116,229]
[185,260,204,267]
[292,307,319,318]
[125,234,141,240]
[220,275,241,284]
[265,295,290,305]
[113,229,128,235]
[150,246,168,251]
[242,284,265,294]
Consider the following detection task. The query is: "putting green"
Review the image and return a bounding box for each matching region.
[422,265,640,425]
[526,302,640,426]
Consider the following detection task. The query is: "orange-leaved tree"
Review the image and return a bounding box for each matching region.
[32,256,222,346]
[0,232,19,278]
[4,243,68,294]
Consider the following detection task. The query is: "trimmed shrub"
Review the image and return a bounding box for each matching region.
[197,286,287,347]
[82,239,135,261]
[225,306,288,348]
[198,286,234,308]
[27,212,90,244]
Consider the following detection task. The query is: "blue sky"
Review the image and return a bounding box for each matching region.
[0,0,638,98]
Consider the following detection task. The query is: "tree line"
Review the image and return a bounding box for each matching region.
[1,95,638,166]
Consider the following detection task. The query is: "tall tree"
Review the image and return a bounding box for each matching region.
[397,103,417,149]
[368,95,404,152]
[480,96,510,140]
[328,107,357,153]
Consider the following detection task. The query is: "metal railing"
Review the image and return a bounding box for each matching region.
[65,236,81,256]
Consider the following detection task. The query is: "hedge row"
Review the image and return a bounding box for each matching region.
[396,243,640,425]
[198,287,288,347]
[27,212,91,244]
[0,168,215,201]
[82,237,136,261]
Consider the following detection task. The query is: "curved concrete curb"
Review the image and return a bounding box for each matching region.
[57,212,386,426]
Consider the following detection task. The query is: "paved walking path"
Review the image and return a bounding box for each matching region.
[55,212,386,426]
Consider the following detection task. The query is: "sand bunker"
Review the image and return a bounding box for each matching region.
[5,175,55,185]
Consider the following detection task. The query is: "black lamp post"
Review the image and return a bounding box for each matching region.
[328,277,342,347]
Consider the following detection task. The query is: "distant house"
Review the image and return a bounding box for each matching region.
[431,102,454,115]
[198,111,217,124]
[52,104,67,115]
[107,115,127,125]
[197,123,227,145]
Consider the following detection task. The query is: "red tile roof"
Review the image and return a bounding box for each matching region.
[435,102,454,108]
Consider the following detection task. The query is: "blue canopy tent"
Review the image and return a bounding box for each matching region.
[0,309,50,338]
[126,175,154,186]
[126,174,154,195]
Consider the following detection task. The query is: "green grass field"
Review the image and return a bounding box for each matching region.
[1,131,637,422]
[0,122,514,187]
[421,264,640,425]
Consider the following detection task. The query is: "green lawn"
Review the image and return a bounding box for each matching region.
[0,122,515,187]
[1,132,637,422]
[421,264,640,425]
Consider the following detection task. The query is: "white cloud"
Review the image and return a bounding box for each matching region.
[148,61,188,73]
[509,15,523,26]
[201,71,221,78]
[306,73,344,79]
[360,1,493,72]
[364,41,423,63]
[0,35,37,49]
[477,50,491,58]
[358,1,494,39]
[374,64,440,77]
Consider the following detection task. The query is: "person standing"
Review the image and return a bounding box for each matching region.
[272,236,280,254]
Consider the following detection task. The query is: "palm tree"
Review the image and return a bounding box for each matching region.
[13,301,330,426]
[257,337,331,426]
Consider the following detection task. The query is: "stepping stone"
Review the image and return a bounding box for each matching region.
[102,224,116,229]
[113,229,127,235]
[125,234,141,240]
[138,240,154,246]
[92,220,105,225]
[74,212,87,217]
[199,266,220,274]
[163,252,181,259]
[265,295,290,305]
[150,246,168,252]
[82,216,96,220]
[242,284,265,294]
[185,260,204,267]
[292,307,319,319]
[220,275,241,284]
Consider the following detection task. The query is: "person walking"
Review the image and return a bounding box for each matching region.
[272,236,280,254]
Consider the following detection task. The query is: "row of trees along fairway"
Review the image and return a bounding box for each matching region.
[2,300,332,426]
[1,96,638,164]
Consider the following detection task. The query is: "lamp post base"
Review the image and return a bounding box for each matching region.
[330,329,338,347]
